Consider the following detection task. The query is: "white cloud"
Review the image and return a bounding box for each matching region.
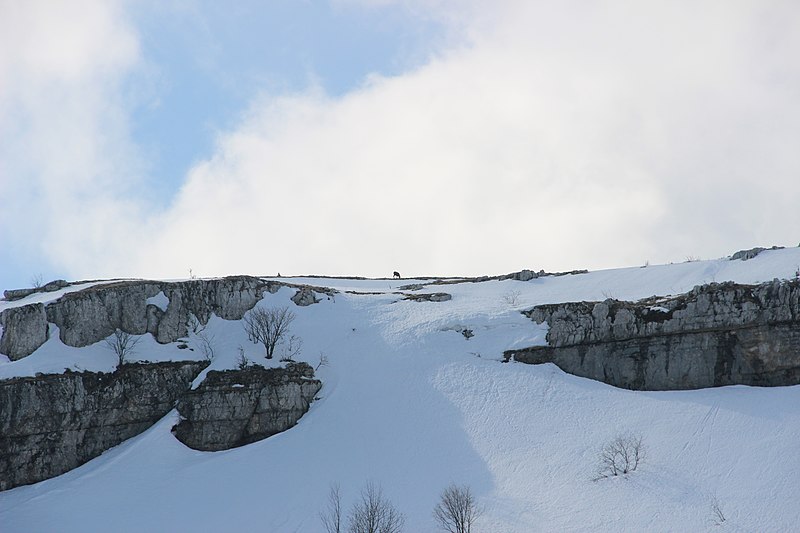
[0,0,150,280]
[3,1,800,282]
[133,1,799,278]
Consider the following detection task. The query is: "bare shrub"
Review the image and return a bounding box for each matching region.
[243,305,296,360]
[433,484,482,533]
[30,273,43,289]
[316,352,330,371]
[196,331,216,361]
[187,314,215,361]
[596,433,645,479]
[280,334,303,361]
[236,346,249,370]
[348,481,405,533]
[104,329,141,366]
[501,289,521,306]
[320,483,343,533]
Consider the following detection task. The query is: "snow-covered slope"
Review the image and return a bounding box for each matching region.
[2,249,800,532]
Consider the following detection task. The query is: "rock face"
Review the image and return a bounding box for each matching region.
[173,362,322,451]
[291,286,320,307]
[0,276,282,360]
[0,303,48,360]
[45,281,163,347]
[0,361,207,491]
[506,280,800,390]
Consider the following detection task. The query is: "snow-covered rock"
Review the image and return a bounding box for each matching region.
[510,279,800,389]
[173,362,321,451]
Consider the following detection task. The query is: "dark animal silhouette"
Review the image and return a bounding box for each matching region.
[393,271,401,279]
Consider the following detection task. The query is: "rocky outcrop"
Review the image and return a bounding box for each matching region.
[291,286,320,307]
[0,276,286,360]
[501,269,545,281]
[0,303,48,360]
[3,279,70,302]
[506,280,800,390]
[730,246,784,261]
[403,292,452,302]
[45,281,162,347]
[0,361,207,491]
[173,363,321,451]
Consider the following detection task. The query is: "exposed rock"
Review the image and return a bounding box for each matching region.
[0,361,207,491]
[500,269,545,281]
[730,246,784,261]
[46,281,162,347]
[421,270,588,287]
[42,279,69,292]
[291,286,320,307]
[506,279,800,390]
[516,269,538,281]
[173,363,321,451]
[2,280,69,302]
[403,292,452,302]
[167,276,274,322]
[1,276,289,359]
[2,288,37,301]
[0,304,48,360]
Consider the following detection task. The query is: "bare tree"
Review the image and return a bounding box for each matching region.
[596,433,645,479]
[104,329,141,366]
[501,289,521,306]
[30,273,43,289]
[321,483,343,533]
[348,481,405,533]
[243,306,296,359]
[433,484,482,533]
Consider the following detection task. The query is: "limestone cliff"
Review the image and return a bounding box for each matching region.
[0,361,323,491]
[0,361,207,491]
[0,276,332,491]
[0,303,48,360]
[0,276,335,360]
[506,279,800,390]
[173,362,322,451]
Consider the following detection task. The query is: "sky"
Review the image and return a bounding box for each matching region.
[1,0,799,291]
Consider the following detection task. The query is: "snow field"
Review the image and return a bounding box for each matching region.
[1,248,800,531]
